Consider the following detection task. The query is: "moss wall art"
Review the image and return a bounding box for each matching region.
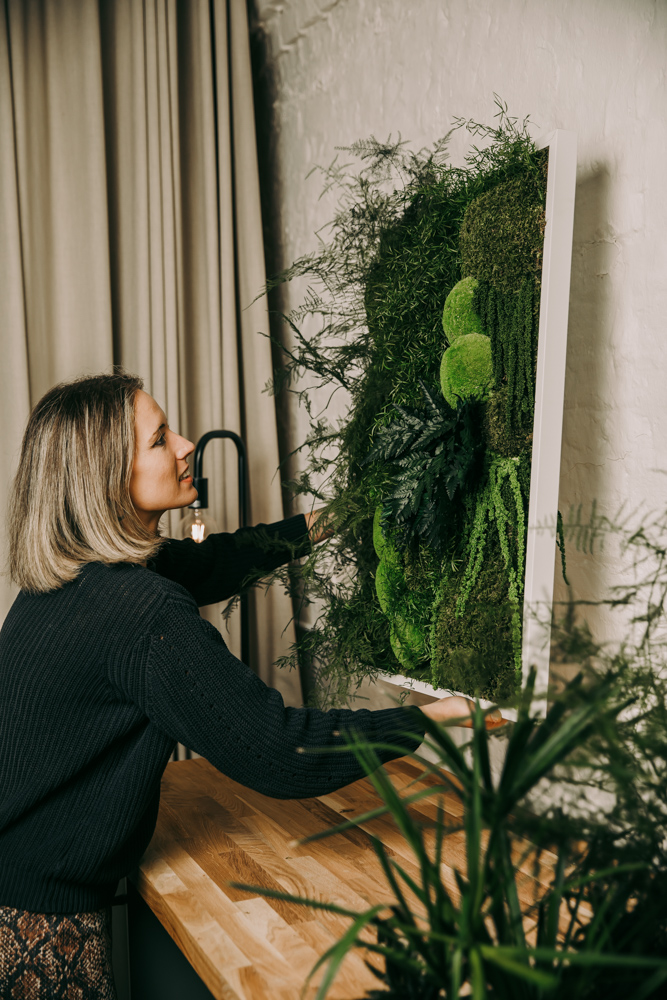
[265,103,565,707]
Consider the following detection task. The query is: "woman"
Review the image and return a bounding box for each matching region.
[0,372,502,999]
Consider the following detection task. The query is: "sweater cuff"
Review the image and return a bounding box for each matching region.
[359,705,426,759]
[266,513,312,559]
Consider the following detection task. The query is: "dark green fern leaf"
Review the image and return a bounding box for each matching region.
[363,381,485,556]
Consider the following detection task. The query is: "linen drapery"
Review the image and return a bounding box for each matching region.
[0,0,302,705]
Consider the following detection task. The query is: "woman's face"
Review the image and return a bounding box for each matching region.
[129,390,197,532]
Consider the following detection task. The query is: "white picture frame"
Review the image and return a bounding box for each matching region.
[522,129,577,712]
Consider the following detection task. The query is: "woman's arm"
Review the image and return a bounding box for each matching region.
[303,508,334,545]
[150,514,312,606]
[136,593,425,799]
[128,592,503,801]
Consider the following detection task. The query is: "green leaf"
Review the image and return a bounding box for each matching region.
[479,946,557,989]
[308,905,387,1000]
[362,382,485,555]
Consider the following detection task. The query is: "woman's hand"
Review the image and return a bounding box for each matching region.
[304,508,334,544]
[420,695,506,729]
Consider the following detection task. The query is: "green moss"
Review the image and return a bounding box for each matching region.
[265,128,547,703]
[374,547,405,613]
[455,455,527,627]
[442,277,484,344]
[440,334,493,407]
[390,616,428,671]
[373,504,386,558]
[459,172,546,293]
[474,278,540,440]
[374,558,392,612]
[356,180,470,445]
[485,389,532,457]
[430,535,517,701]
[375,542,433,671]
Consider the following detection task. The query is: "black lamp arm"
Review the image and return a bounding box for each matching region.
[189,430,247,529]
[186,429,250,672]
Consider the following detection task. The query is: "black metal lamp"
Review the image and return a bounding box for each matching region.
[179,430,249,665]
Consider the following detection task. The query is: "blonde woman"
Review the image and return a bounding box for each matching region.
[0,372,502,999]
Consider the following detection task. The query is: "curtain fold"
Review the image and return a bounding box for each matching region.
[0,2,30,619]
[0,0,302,707]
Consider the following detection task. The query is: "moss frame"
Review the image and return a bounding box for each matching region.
[261,108,576,706]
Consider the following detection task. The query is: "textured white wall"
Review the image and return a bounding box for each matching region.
[251,0,667,646]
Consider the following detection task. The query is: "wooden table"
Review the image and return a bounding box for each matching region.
[129,756,555,1000]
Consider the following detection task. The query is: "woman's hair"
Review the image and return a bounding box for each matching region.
[8,371,164,593]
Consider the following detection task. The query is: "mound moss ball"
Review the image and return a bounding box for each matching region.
[390,616,427,671]
[374,559,391,612]
[375,551,403,613]
[442,277,484,343]
[373,504,386,558]
[440,333,493,407]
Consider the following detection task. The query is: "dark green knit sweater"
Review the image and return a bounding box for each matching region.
[0,515,424,913]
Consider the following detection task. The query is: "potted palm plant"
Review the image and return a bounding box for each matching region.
[234,506,667,996]
[233,657,667,998]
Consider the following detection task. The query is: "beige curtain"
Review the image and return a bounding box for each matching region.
[0,0,302,707]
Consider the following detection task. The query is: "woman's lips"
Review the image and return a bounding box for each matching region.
[179,473,192,482]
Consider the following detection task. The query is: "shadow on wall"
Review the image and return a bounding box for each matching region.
[553,164,619,643]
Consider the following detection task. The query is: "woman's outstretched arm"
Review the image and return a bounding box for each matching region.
[150,514,312,606]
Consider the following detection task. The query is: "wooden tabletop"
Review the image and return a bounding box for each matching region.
[131,756,556,1000]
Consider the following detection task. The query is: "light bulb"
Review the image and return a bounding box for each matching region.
[179,507,220,543]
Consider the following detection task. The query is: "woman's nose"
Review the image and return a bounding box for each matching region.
[176,435,195,457]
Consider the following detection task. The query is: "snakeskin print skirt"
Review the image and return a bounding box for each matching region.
[0,904,116,1000]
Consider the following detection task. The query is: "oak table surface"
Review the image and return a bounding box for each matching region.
[130,756,556,1000]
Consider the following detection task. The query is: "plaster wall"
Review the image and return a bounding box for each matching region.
[250,0,667,649]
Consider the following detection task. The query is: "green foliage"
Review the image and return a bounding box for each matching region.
[474,278,540,441]
[390,616,428,671]
[429,454,528,689]
[439,333,493,408]
[372,529,432,676]
[442,277,484,343]
[458,458,526,613]
[375,551,403,613]
[485,388,532,457]
[430,534,517,701]
[459,167,547,293]
[364,382,485,557]
[373,504,387,558]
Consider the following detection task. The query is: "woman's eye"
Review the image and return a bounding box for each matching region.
[154,434,166,447]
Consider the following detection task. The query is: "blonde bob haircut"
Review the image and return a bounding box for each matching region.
[9,372,164,593]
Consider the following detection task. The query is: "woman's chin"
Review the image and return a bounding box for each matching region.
[174,487,198,509]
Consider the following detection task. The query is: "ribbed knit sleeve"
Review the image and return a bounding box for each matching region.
[150,514,311,607]
[139,593,425,799]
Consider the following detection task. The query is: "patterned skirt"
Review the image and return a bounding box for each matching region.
[0,904,116,1000]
